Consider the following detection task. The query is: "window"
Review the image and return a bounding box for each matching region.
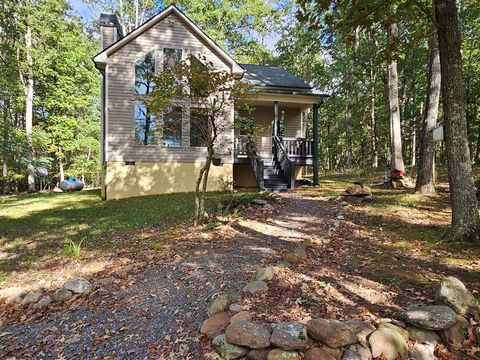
[190,109,209,147]
[163,48,182,69]
[135,50,155,95]
[162,107,182,147]
[135,104,155,145]
[189,55,208,97]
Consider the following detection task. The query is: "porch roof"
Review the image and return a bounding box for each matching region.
[240,64,312,90]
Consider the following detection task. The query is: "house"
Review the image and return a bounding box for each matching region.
[93,5,325,200]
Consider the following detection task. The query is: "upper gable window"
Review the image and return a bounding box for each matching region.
[163,48,182,69]
[135,50,155,95]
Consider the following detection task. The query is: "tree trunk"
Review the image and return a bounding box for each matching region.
[415,32,441,195]
[434,0,480,240]
[59,158,64,182]
[345,28,358,169]
[24,4,35,192]
[2,94,9,194]
[387,21,405,174]
[370,71,378,168]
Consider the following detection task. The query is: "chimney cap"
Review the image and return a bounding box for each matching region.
[99,14,124,37]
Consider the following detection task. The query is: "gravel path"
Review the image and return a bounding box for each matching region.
[2,193,332,359]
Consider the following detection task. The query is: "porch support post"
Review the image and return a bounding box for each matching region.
[273,101,279,137]
[313,103,319,186]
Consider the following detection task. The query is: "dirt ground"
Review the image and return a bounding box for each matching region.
[1,186,479,359]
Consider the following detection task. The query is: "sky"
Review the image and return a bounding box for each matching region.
[68,0,279,52]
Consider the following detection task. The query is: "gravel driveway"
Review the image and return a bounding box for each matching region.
[2,193,332,359]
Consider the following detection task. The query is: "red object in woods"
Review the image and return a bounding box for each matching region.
[390,169,404,179]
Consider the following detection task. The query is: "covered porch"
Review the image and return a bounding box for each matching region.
[233,93,321,189]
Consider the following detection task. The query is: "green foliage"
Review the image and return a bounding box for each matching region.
[63,236,86,258]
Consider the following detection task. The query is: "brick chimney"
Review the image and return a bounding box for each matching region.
[99,14,123,50]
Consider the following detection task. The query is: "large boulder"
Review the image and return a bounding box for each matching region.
[208,294,232,317]
[305,347,336,360]
[402,305,457,330]
[435,276,480,319]
[230,311,252,324]
[379,323,409,341]
[346,320,376,346]
[33,295,52,309]
[270,321,308,351]
[267,349,300,360]
[409,342,435,360]
[226,320,271,349]
[407,325,440,344]
[21,292,42,306]
[212,334,248,359]
[200,312,231,339]
[369,326,408,360]
[0,287,27,305]
[307,319,356,348]
[438,315,469,349]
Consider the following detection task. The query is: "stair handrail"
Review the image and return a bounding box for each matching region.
[273,135,295,190]
[246,136,265,190]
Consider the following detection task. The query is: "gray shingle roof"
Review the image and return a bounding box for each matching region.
[240,64,311,89]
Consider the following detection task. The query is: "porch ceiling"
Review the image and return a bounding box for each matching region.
[238,92,324,107]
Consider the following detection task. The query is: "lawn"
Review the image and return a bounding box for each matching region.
[0,189,271,289]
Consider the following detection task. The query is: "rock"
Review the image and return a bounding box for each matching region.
[21,292,42,306]
[34,295,52,309]
[438,315,469,348]
[277,278,291,289]
[247,348,272,360]
[252,199,268,206]
[340,201,349,207]
[346,320,376,345]
[229,303,243,313]
[267,349,300,360]
[293,245,306,259]
[255,267,276,282]
[226,320,271,349]
[379,323,409,341]
[212,334,248,359]
[117,264,135,277]
[369,326,408,360]
[407,325,440,344]
[96,277,114,286]
[200,312,231,339]
[0,287,27,304]
[435,276,480,319]
[208,294,232,317]
[283,252,301,264]
[307,318,356,348]
[403,305,457,330]
[243,281,268,294]
[322,346,343,359]
[342,344,372,360]
[270,321,308,350]
[410,342,435,360]
[52,288,73,302]
[276,261,291,268]
[230,311,252,324]
[303,238,313,247]
[341,183,372,197]
[63,279,92,294]
[305,347,336,360]
[337,215,345,220]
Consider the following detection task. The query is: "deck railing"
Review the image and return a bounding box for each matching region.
[280,137,314,158]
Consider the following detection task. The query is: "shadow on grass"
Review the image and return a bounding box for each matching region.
[0,189,269,278]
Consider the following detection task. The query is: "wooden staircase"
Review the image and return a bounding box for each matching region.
[261,157,290,192]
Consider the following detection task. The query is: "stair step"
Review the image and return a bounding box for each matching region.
[264,174,286,180]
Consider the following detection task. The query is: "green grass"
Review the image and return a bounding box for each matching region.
[0,189,271,282]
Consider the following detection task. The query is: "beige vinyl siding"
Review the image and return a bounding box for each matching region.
[237,105,303,156]
[106,13,233,163]
[102,27,115,50]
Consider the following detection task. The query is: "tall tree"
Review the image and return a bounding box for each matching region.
[20,0,36,192]
[415,31,441,195]
[434,0,479,240]
[386,19,405,175]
